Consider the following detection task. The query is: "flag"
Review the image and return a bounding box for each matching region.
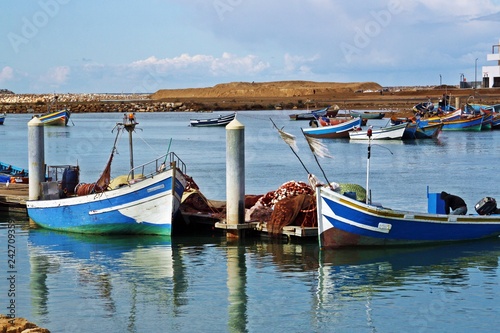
[277,127,298,152]
[304,135,333,158]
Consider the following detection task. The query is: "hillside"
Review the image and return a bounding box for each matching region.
[151,81,383,99]
[150,81,500,114]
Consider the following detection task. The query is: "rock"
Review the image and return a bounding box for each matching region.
[0,315,50,333]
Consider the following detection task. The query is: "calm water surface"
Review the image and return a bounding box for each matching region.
[1,111,500,332]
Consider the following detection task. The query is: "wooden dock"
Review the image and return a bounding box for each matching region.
[0,183,28,212]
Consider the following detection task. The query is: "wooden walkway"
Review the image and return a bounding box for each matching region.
[0,183,28,212]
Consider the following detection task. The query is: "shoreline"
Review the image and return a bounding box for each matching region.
[2,82,500,118]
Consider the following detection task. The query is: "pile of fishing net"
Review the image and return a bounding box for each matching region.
[246,180,317,234]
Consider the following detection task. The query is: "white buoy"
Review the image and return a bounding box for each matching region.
[28,117,45,200]
[226,118,245,237]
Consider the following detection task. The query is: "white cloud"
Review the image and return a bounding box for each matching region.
[39,66,70,85]
[283,53,320,74]
[130,53,270,76]
[0,66,14,82]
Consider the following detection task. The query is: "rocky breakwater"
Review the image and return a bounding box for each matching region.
[0,93,191,114]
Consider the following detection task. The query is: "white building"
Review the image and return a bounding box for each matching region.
[482,39,500,88]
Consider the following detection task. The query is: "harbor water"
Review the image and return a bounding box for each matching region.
[1,111,500,332]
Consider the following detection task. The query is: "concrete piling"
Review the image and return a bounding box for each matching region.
[225,118,245,238]
[28,117,44,200]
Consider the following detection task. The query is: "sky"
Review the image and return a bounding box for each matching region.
[2,0,500,94]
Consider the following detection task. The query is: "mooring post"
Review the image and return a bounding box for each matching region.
[28,117,45,200]
[226,118,245,238]
[455,96,461,110]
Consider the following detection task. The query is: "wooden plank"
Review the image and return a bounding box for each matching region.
[0,183,28,212]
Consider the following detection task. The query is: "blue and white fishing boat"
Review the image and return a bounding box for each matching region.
[0,112,5,125]
[316,185,500,248]
[302,117,362,139]
[315,125,500,248]
[27,113,188,235]
[349,122,407,140]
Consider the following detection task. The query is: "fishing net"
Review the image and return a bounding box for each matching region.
[247,180,317,234]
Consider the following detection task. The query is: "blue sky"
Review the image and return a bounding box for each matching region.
[2,0,500,93]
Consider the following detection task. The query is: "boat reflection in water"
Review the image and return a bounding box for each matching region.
[25,225,500,332]
[28,229,182,331]
[315,239,500,331]
[27,229,252,332]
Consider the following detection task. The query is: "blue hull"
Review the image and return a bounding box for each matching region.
[302,117,361,138]
[441,116,483,131]
[318,186,500,248]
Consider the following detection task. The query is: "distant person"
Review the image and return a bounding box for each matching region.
[440,191,467,215]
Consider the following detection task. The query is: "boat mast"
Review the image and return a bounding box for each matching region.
[123,113,137,179]
[366,127,372,204]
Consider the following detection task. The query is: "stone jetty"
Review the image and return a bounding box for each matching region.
[0,93,192,114]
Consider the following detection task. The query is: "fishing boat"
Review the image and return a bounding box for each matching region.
[349,110,385,119]
[441,115,483,131]
[314,121,500,248]
[0,161,28,183]
[38,108,71,126]
[0,112,5,125]
[415,122,443,139]
[289,106,336,121]
[302,117,362,139]
[27,113,188,235]
[316,185,500,248]
[349,123,407,140]
[34,95,71,126]
[390,118,442,140]
[190,112,236,127]
[418,109,462,125]
[492,113,500,130]
[412,101,434,115]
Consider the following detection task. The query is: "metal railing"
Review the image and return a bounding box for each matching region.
[127,152,186,182]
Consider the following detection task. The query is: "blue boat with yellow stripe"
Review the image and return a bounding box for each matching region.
[37,108,71,126]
